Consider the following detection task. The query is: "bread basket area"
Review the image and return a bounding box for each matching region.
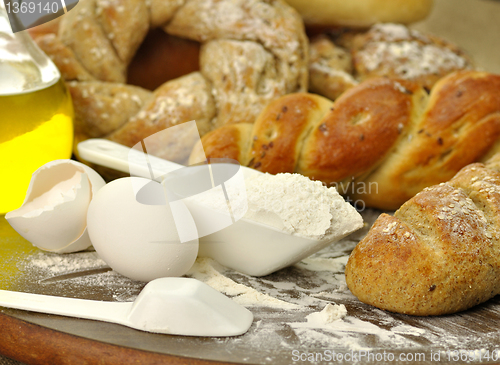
[1,1,500,365]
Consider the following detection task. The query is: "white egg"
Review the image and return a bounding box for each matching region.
[87,177,199,282]
[6,159,106,253]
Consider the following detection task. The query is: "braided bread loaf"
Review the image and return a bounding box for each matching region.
[189,70,500,210]
[345,153,500,315]
[309,23,473,101]
[31,0,308,163]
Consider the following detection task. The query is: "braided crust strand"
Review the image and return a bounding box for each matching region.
[190,70,500,210]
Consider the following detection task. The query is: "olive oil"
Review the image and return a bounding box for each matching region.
[0,4,74,214]
[0,78,74,213]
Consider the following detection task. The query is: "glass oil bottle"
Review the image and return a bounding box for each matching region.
[0,3,74,214]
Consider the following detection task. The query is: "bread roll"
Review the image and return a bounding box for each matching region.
[309,23,473,101]
[283,0,434,27]
[345,153,500,315]
[32,0,309,165]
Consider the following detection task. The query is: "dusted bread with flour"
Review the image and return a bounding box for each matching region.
[308,23,473,101]
[345,154,500,316]
[32,0,308,163]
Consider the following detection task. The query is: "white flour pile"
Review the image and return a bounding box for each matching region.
[194,172,363,240]
[314,303,348,323]
[243,173,363,240]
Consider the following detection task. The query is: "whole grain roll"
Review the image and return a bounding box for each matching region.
[345,155,500,315]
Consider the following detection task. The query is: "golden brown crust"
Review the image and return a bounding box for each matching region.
[354,71,500,209]
[345,214,450,316]
[283,0,434,27]
[248,93,332,174]
[191,70,500,209]
[189,123,254,165]
[298,78,420,184]
[345,159,500,316]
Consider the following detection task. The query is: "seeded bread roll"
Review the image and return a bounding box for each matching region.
[345,153,500,315]
[309,23,473,101]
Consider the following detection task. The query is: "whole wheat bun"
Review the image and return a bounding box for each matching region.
[283,0,434,27]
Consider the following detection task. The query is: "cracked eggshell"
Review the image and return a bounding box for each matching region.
[5,160,106,253]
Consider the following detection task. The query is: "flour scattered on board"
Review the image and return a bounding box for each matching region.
[13,208,500,361]
[187,257,299,309]
[315,303,348,323]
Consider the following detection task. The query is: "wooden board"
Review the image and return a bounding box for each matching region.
[2,1,500,364]
[2,207,500,365]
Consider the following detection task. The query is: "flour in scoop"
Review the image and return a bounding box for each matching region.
[189,172,362,239]
[242,173,363,240]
